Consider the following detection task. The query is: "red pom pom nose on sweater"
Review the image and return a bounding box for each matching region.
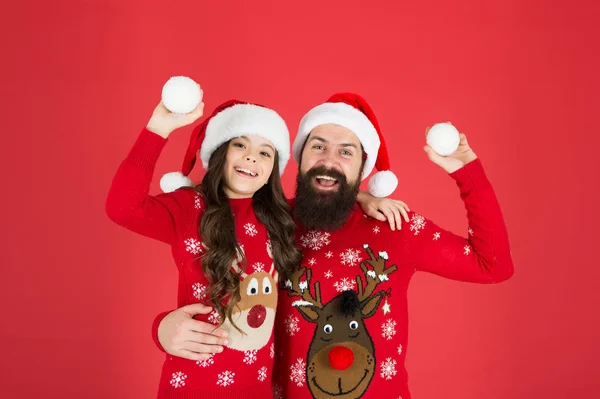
[328,346,354,370]
[247,305,267,328]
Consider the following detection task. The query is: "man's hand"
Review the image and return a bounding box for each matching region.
[158,303,229,361]
[424,128,478,174]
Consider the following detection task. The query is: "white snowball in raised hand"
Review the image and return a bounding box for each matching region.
[161,76,201,114]
[426,122,460,156]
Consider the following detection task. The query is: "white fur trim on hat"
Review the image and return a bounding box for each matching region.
[200,103,290,173]
[292,102,380,180]
[368,170,398,198]
[160,171,193,193]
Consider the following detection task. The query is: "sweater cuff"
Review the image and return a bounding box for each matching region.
[124,128,169,171]
[449,158,490,190]
[151,310,173,352]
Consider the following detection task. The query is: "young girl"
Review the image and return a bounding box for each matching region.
[106,88,409,398]
[107,88,303,397]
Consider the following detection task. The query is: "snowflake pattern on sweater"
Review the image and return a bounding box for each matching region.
[106,129,278,398]
[273,158,514,399]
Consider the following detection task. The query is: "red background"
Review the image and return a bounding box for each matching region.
[1,0,599,398]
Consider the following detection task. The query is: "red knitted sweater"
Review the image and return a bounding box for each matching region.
[271,158,514,399]
[107,128,279,399]
[148,149,513,398]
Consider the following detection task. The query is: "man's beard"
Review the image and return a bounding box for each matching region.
[294,166,360,231]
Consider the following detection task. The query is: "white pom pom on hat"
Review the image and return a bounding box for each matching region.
[160,172,193,193]
[160,98,291,193]
[368,170,398,198]
[292,92,398,197]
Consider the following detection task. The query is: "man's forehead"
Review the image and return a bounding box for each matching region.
[307,124,361,146]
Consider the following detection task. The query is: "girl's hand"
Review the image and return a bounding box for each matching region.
[357,190,410,231]
[146,88,205,138]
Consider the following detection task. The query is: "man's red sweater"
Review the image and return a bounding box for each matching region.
[107,128,279,399]
[270,158,514,399]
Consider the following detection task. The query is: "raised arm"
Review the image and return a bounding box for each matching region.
[406,132,513,283]
[105,99,204,244]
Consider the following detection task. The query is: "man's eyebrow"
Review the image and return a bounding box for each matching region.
[308,136,358,149]
[307,135,327,143]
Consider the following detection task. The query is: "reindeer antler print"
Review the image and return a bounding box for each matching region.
[230,245,246,277]
[356,244,398,302]
[265,240,278,281]
[286,267,324,310]
[284,244,400,399]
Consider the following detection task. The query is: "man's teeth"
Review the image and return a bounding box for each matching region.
[316,175,338,182]
[236,168,257,177]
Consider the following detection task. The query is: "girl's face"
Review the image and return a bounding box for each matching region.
[223,135,277,199]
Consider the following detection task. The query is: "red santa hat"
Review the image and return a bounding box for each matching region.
[292,93,398,197]
[160,99,291,193]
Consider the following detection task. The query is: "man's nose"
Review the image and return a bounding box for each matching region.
[318,152,337,168]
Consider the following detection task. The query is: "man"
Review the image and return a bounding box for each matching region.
[152,93,514,399]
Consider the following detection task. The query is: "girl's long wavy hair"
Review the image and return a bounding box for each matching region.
[195,139,302,331]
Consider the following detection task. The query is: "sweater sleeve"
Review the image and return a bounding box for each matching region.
[405,158,514,283]
[105,128,195,245]
[151,310,173,352]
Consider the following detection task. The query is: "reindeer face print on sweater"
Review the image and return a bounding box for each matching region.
[284,244,397,399]
[221,241,278,351]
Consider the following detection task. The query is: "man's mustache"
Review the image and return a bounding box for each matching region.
[305,166,347,183]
